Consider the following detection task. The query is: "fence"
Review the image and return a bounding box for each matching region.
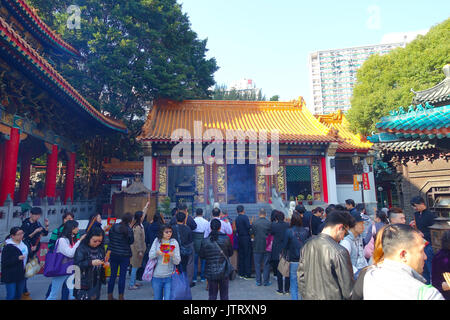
[0,196,96,241]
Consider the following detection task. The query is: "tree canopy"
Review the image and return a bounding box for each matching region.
[28,0,218,198]
[211,84,266,101]
[346,18,450,137]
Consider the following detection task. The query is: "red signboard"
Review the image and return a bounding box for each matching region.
[363,173,370,190]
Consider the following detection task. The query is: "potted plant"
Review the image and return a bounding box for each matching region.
[307,194,313,205]
[297,194,305,205]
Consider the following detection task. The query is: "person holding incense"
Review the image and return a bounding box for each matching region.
[149,224,181,300]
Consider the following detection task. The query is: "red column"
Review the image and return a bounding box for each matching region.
[44,144,58,198]
[321,157,329,204]
[18,152,32,203]
[0,141,5,184]
[64,152,76,204]
[0,127,20,205]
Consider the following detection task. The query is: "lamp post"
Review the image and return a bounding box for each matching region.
[352,151,375,206]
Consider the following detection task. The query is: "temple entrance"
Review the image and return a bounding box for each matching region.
[227,164,256,204]
[286,166,312,201]
[168,166,195,202]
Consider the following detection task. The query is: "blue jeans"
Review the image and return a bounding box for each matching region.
[5,280,26,300]
[289,262,302,300]
[423,243,434,284]
[253,252,271,285]
[151,276,172,300]
[47,275,74,300]
[193,253,206,281]
[130,267,138,287]
[45,281,70,300]
[108,255,130,295]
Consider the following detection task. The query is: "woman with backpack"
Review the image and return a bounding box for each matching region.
[73,227,108,300]
[1,227,30,300]
[107,212,134,300]
[283,212,310,300]
[47,220,85,300]
[129,211,146,290]
[199,219,233,300]
[148,224,181,300]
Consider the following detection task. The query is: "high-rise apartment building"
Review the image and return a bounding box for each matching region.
[308,31,428,115]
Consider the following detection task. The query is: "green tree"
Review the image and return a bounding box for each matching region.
[29,0,218,198]
[270,95,280,101]
[211,84,266,101]
[347,18,450,136]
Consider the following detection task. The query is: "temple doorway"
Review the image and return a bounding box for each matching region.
[227,164,256,204]
[286,166,312,201]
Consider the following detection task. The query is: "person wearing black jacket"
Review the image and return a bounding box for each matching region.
[1,227,29,300]
[170,204,197,231]
[20,207,48,298]
[199,219,233,300]
[107,213,134,300]
[172,211,194,285]
[270,210,290,295]
[235,205,253,279]
[74,227,107,300]
[283,212,310,300]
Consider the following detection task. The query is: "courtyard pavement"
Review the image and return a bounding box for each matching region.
[0,273,292,300]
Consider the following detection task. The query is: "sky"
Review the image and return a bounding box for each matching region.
[179,0,450,106]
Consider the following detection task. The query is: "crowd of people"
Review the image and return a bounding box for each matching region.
[0,196,449,300]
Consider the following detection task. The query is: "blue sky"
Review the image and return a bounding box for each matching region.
[179,0,449,105]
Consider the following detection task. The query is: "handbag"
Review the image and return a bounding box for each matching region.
[213,241,237,281]
[142,257,157,282]
[277,251,290,278]
[170,268,192,300]
[265,234,274,252]
[175,225,193,257]
[25,256,41,278]
[43,239,74,277]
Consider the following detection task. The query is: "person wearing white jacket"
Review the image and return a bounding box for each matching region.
[363,224,444,300]
[47,220,86,300]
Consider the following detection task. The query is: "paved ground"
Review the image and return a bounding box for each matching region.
[0,273,292,300]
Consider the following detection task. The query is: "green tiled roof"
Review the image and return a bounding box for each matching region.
[376,104,450,139]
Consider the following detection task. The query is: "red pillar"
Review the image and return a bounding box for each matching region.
[44,144,58,199]
[0,127,20,205]
[64,152,76,204]
[0,141,5,184]
[321,157,329,203]
[18,152,32,203]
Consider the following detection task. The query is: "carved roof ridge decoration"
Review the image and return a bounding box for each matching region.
[3,0,80,57]
[411,64,450,105]
[316,110,372,151]
[0,16,127,133]
[137,98,338,144]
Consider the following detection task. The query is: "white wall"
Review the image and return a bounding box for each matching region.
[143,156,152,190]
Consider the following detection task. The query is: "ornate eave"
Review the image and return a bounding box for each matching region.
[0,16,127,134]
[412,64,450,105]
[2,0,80,57]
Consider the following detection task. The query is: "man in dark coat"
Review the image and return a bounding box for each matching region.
[250,208,272,286]
[235,205,253,279]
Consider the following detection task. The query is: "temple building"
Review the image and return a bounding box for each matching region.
[369,65,450,219]
[0,0,127,222]
[137,98,376,217]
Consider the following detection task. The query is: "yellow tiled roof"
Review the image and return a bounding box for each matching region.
[138,98,338,144]
[317,110,372,151]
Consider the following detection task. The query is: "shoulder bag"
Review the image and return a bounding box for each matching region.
[277,250,290,278]
[213,241,236,281]
[43,239,74,277]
